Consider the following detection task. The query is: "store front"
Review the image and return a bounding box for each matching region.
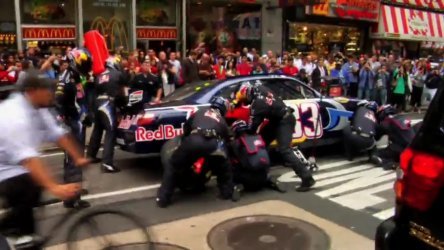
[83,0,133,53]
[20,0,77,54]
[284,0,380,56]
[187,0,263,53]
[135,0,180,52]
[371,4,444,58]
[0,0,18,53]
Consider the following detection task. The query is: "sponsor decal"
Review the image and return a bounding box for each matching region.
[135,123,184,142]
[286,102,324,139]
[129,90,143,105]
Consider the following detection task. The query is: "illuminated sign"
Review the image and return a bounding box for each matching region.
[22,27,76,40]
[136,27,178,40]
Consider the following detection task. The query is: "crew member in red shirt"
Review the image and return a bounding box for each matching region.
[236,56,252,76]
[282,58,298,76]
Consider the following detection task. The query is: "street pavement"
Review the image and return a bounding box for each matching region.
[35,113,424,249]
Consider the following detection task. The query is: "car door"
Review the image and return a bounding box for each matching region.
[261,78,324,141]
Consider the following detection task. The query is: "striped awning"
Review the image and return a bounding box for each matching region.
[371,5,444,42]
[390,0,444,11]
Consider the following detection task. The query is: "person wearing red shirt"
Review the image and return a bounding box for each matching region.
[282,58,298,76]
[236,56,252,76]
[213,56,226,80]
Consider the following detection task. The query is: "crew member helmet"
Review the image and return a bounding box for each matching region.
[210,96,230,116]
[67,48,92,76]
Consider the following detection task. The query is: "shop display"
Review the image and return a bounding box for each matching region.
[288,22,361,55]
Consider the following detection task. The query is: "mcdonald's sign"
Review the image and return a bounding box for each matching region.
[136,27,178,40]
[279,0,326,6]
[22,27,76,40]
[313,3,329,15]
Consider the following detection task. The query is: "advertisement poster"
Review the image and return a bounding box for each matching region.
[21,0,75,24]
[136,0,176,26]
[233,12,261,40]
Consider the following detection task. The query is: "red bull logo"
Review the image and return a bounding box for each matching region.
[135,124,184,142]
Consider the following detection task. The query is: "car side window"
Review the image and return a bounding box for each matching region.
[215,82,241,100]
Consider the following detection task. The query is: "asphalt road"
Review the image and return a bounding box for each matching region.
[35,112,424,248]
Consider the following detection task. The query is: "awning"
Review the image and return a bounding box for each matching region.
[390,0,444,11]
[371,5,444,42]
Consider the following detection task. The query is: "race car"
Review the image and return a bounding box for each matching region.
[117,74,360,154]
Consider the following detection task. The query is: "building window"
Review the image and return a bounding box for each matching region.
[20,0,76,24]
[0,0,17,51]
[188,1,262,53]
[136,0,177,26]
[288,22,361,55]
[83,0,132,52]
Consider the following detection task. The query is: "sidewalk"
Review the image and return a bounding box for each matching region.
[47,200,373,250]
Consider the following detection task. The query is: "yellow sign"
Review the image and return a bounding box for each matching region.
[313,2,329,16]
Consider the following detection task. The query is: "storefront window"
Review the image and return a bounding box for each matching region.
[83,0,132,52]
[136,0,177,26]
[20,0,76,24]
[188,0,262,53]
[0,0,17,51]
[288,23,361,56]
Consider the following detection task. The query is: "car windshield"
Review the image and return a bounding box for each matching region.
[162,80,220,102]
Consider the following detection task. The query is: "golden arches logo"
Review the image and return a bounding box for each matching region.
[90,16,129,51]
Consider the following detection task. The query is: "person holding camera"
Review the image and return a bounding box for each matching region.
[358,62,375,100]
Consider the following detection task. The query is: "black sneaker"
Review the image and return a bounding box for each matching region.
[156,197,171,208]
[296,177,316,192]
[89,157,102,164]
[64,200,91,209]
[101,164,121,173]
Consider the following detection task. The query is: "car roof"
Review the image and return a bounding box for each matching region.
[194,74,320,103]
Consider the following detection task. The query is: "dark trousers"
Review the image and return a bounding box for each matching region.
[349,82,358,98]
[64,118,84,203]
[342,125,376,160]
[0,174,41,236]
[87,99,116,165]
[391,93,405,112]
[410,86,423,108]
[261,115,312,181]
[157,134,234,202]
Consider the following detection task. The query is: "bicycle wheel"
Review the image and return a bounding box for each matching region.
[66,208,151,250]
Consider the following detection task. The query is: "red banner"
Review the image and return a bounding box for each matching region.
[136,27,178,40]
[22,27,76,40]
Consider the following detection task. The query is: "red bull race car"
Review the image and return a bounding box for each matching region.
[117,75,360,154]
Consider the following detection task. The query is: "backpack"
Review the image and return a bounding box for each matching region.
[233,134,270,171]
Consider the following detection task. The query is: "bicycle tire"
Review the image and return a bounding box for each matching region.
[66,208,151,250]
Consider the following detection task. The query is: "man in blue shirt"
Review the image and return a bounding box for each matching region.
[341,55,360,97]
[0,70,89,243]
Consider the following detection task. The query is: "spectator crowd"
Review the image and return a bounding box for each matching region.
[1,45,443,113]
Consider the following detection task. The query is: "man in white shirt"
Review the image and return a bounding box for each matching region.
[0,70,89,242]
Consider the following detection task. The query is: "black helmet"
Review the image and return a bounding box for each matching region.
[210,96,230,116]
[231,120,248,135]
[67,48,92,76]
[377,104,396,121]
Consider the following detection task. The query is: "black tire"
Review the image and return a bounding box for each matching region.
[66,209,151,250]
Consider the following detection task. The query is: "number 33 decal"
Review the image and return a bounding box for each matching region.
[289,102,323,139]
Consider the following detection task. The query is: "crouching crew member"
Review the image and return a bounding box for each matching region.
[235,83,315,192]
[343,100,379,163]
[374,105,415,170]
[156,97,241,208]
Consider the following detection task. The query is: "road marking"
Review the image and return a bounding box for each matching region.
[83,183,161,201]
[373,208,395,220]
[329,182,394,210]
[315,164,373,180]
[316,169,395,198]
[315,168,394,189]
[277,157,367,183]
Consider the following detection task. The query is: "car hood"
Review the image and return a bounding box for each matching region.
[143,99,194,109]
